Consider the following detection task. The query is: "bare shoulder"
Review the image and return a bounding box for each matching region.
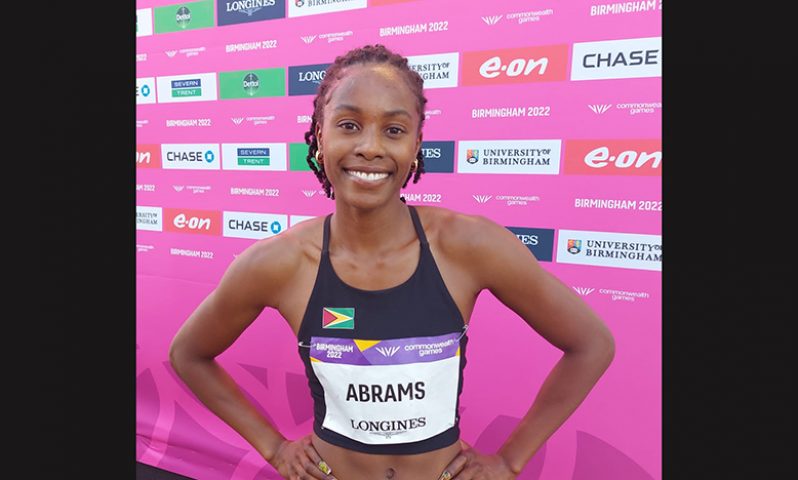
[226,216,325,309]
[414,205,508,255]
[414,205,528,290]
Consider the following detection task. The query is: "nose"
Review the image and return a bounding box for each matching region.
[353,124,386,161]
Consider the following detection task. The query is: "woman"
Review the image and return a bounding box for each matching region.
[169,44,615,480]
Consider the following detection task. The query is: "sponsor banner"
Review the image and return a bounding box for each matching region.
[506,227,555,262]
[457,140,561,175]
[221,143,287,170]
[288,0,367,18]
[136,145,162,169]
[473,194,541,206]
[154,1,215,34]
[164,208,223,236]
[156,73,218,103]
[573,285,652,303]
[219,68,286,99]
[556,230,661,271]
[401,192,444,204]
[229,115,278,126]
[407,53,459,89]
[137,8,153,37]
[225,39,280,53]
[163,47,207,59]
[571,37,661,81]
[615,101,662,116]
[573,198,662,212]
[472,105,551,119]
[217,0,285,26]
[590,1,661,16]
[379,20,450,38]
[136,244,155,253]
[165,118,213,128]
[290,215,316,226]
[300,189,326,199]
[288,63,332,96]
[300,30,354,44]
[161,144,221,170]
[420,141,455,173]
[171,185,212,194]
[136,78,157,105]
[136,206,163,231]
[310,332,460,444]
[564,139,661,176]
[462,45,569,86]
[223,211,287,239]
[289,143,316,171]
[482,8,555,26]
[229,186,281,197]
[169,247,216,259]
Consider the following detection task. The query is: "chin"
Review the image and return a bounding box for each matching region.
[336,189,396,210]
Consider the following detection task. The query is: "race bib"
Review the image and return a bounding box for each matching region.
[309,332,461,444]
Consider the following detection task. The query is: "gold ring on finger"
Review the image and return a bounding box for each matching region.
[318,460,332,475]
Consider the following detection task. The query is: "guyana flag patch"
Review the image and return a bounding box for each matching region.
[322,307,355,329]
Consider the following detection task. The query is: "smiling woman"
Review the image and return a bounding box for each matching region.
[303,45,427,203]
[169,44,615,480]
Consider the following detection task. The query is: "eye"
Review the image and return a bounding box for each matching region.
[387,126,405,136]
[338,121,359,131]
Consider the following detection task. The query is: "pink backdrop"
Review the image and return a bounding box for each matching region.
[137,1,661,478]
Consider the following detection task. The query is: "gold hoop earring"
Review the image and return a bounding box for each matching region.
[315,150,323,164]
[412,159,418,171]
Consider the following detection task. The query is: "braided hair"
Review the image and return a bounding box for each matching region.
[303,44,428,202]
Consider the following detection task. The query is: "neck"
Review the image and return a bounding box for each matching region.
[330,198,414,256]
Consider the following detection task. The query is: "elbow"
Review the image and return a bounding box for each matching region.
[597,328,616,369]
[168,336,185,374]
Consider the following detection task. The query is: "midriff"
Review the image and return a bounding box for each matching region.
[312,432,462,480]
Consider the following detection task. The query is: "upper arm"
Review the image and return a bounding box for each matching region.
[460,215,614,354]
[168,234,300,362]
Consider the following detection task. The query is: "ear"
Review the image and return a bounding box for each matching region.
[315,123,323,150]
[415,131,423,157]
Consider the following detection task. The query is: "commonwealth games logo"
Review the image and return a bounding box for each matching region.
[567,239,582,254]
[243,73,260,96]
[323,307,355,329]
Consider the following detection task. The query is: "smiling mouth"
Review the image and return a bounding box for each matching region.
[344,169,392,182]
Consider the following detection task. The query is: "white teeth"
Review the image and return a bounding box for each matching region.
[348,170,389,181]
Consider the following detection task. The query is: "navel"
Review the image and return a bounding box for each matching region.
[385,467,396,479]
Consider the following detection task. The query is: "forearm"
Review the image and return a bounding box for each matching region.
[497,344,614,473]
[169,355,286,462]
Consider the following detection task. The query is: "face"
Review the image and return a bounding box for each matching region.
[316,64,423,209]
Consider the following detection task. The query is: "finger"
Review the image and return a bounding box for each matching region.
[302,441,335,479]
[438,454,469,480]
[452,463,483,480]
[459,438,472,451]
[298,456,334,480]
[302,443,330,473]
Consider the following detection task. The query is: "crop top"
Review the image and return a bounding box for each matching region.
[297,205,469,454]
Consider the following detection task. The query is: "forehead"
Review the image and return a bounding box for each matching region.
[325,64,417,113]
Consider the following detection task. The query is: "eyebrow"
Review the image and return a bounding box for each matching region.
[333,104,413,119]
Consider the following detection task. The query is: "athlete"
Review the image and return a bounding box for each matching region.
[169,44,615,480]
